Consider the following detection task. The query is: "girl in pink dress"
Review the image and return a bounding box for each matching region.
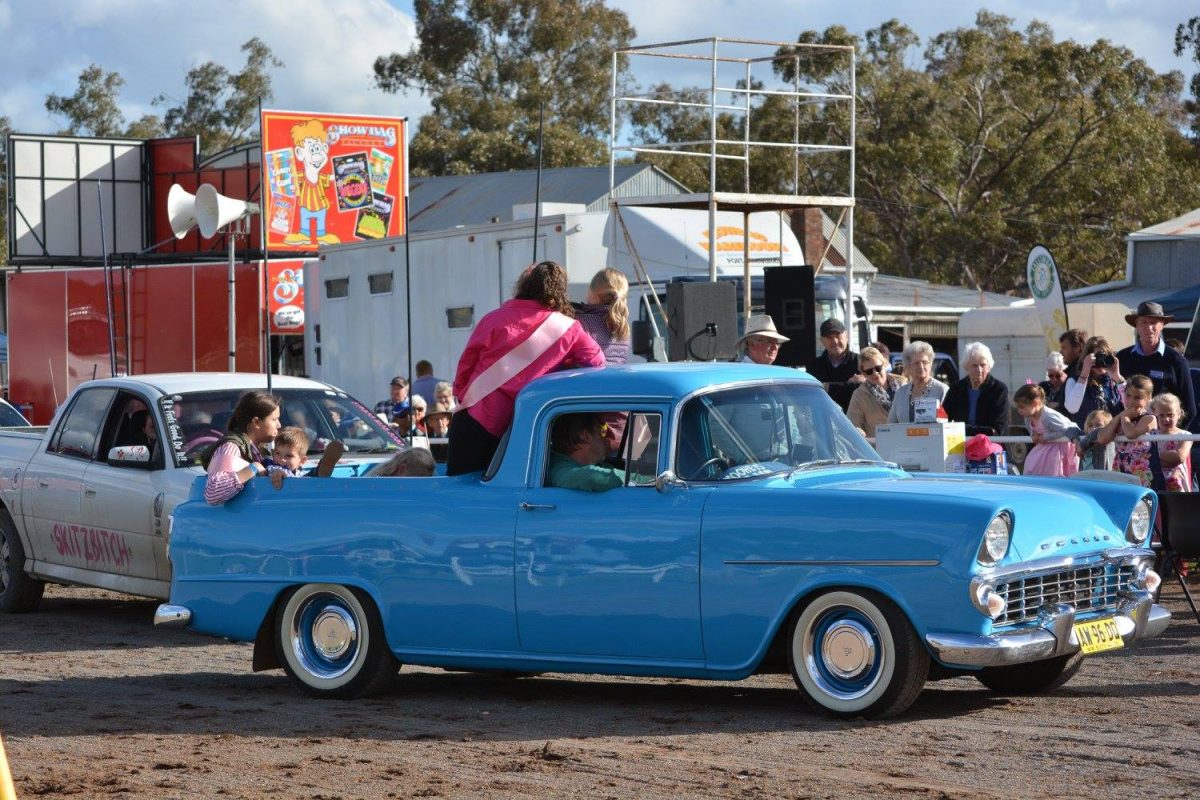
[1014,384,1080,477]
[1152,392,1192,492]
[1101,375,1157,487]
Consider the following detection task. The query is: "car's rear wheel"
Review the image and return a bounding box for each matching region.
[975,653,1083,694]
[788,590,929,719]
[0,510,44,613]
[275,583,399,698]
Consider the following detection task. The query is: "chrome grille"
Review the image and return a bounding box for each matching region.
[994,562,1137,626]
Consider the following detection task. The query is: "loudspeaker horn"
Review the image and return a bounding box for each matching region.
[167,184,198,239]
[194,183,261,238]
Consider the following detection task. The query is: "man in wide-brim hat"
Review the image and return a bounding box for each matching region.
[1116,300,1194,424]
[736,314,789,365]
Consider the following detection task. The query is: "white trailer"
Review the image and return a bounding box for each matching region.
[305,206,866,405]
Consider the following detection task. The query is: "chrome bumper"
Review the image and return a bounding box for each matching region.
[154,603,192,628]
[925,590,1171,668]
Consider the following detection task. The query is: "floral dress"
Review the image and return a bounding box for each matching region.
[1113,412,1154,488]
[1159,437,1192,493]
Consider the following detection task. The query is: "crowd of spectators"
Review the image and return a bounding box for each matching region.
[203,264,1196,499]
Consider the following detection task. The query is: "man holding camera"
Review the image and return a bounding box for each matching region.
[1116,301,1195,424]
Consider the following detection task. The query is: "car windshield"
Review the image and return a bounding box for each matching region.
[675,382,882,481]
[0,401,30,427]
[160,388,403,468]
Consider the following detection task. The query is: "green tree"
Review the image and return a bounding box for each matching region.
[45,65,130,137]
[155,38,283,157]
[1176,16,1200,142]
[1,115,9,264]
[374,0,635,175]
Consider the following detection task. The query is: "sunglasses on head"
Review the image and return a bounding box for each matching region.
[862,364,885,375]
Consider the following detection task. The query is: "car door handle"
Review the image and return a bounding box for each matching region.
[37,478,50,488]
[84,486,97,497]
[519,502,556,511]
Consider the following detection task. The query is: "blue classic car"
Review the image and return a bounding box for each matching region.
[156,364,1169,718]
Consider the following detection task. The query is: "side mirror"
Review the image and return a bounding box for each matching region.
[107,445,152,468]
[655,470,685,493]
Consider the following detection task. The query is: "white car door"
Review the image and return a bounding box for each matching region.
[22,387,117,572]
[79,391,176,596]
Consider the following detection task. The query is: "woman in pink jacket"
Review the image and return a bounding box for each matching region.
[447,261,604,475]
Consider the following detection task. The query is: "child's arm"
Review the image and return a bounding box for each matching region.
[1121,413,1155,439]
[1094,414,1122,446]
[1160,438,1191,468]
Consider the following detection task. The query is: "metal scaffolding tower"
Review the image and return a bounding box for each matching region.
[609,37,857,327]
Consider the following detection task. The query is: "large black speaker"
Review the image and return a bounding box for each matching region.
[764,265,816,368]
[666,281,738,361]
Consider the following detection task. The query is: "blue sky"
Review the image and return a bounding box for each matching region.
[0,0,1193,135]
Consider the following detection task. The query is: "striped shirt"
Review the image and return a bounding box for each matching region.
[204,441,262,505]
[295,173,331,212]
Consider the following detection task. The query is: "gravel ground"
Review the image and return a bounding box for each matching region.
[1,584,1198,799]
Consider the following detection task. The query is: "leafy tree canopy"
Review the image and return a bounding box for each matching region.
[1176,16,1200,142]
[633,11,1200,294]
[374,0,635,175]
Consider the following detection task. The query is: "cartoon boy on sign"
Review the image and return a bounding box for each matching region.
[283,119,340,245]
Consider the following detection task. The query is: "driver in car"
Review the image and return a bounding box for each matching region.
[546,413,625,492]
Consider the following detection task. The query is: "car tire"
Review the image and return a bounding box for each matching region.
[788,589,929,719]
[975,653,1083,694]
[0,509,44,613]
[275,583,399,699]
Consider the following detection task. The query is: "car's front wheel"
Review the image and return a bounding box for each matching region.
[275,583,399,698]
[1,510,44,613]
[975,653,1083,694]
[788,589,929,719]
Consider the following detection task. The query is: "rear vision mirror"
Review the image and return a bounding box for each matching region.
[108,445,152,466]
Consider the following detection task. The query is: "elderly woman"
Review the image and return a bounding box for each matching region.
[887,341,949,423]
[847,346,907,437]
[1039,352,1068,413]
[943,342,1010,437]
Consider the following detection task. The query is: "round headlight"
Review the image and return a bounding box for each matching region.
[1126,497,1152,545]
[978,512,1011,565]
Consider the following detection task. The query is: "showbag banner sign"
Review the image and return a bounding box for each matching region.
[260,110,406,252]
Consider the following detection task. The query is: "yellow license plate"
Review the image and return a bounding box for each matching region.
[1073,617,1124,655]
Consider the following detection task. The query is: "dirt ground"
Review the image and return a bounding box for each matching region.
[1,585,1198,800]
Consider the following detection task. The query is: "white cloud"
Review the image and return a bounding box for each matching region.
[3,0,424,134]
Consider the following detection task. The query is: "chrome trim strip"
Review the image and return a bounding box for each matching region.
[724,559,940,567]
[154,604,192,627]
[976,547,1151,583]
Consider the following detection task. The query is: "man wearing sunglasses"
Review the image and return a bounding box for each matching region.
[546,413,625,492]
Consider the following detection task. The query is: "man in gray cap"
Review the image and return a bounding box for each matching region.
[1116,301,1195,424]
[807,318,864,411]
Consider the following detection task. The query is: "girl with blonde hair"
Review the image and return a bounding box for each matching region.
[575,268,631,365]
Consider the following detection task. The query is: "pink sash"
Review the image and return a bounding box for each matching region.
[459,312,575,409]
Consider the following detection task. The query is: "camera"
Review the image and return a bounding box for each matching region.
[1093,352,1115,368]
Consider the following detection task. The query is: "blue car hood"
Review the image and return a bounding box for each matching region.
[747,468,1149,562]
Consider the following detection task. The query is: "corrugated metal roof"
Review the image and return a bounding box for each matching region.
[870,274,1019,312]
[819,213,877,276]
[407,165,688,233]
[1129,208,1200,239]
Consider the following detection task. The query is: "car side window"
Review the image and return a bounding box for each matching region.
[97,392,163,468]
[47,387,117,460]
[541,411,661,489]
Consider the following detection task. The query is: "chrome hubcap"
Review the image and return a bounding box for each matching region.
[290,593,361,680]
[311,608,355,660]
[821,620,876,681]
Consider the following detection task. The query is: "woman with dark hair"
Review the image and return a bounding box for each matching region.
[202,391,281,505]
[1064,336,1125,427]
[447,261,604,475]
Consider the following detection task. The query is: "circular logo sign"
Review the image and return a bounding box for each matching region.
[1030,254,1056,300]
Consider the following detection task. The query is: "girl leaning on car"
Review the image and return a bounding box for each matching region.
[201,391,281,505]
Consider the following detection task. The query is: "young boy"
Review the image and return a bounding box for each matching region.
[267,426,345,488]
